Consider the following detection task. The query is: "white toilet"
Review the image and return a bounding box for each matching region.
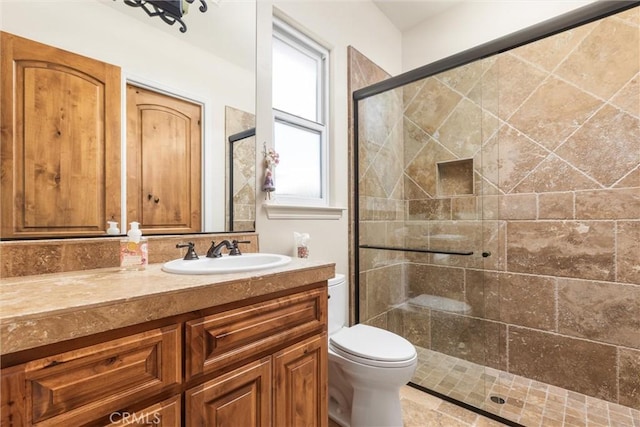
[328,274,418,427]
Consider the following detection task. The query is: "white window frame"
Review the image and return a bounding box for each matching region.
[272,16,329,207]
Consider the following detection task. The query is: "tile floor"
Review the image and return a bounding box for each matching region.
[412,346,640,427]
[329,385,508,427]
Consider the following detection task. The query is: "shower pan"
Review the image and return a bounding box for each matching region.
[351,2,640,426]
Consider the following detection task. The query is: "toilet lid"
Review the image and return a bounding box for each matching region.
[329,324,416,364]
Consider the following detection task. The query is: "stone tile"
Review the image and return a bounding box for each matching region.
[403,117,430,168]
[372,138,404,198]
[615,165,640,189]
[465,269,500,321]
[610,75,639,118]
[513,154,597,193]
[508,327,617,402]
[406,263,465,301]
[466,270,556,331]
[404,175,430,200]
[348,46,390,93]
[538,192,575,219]
[510,76,602,151]
[437,60,486,96]
[511,22,594,72]
[557,105,640,187]
[501,273,556,331]
[431,311,507,370]
[481,125,549,193]
[619,348,640,409]
[0,242,63,277]
[393,305,431,348]
[452,196,478,220]
[499,194,537,220]
[493,53,548,120]
[62,239,120,272]
[408,199,451,220]
[617,221,640,285]
[556,18,639,100]
[575,188,640,219]
[558,278,640,348]
[406,138,456,197]
[405,77,462,136]
[363,263,406,320]
[437,98,484,158]
[507,221,615,281]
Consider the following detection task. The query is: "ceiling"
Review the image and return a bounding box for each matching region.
[373,0,464,32]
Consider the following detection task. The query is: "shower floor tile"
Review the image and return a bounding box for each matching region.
[412,346,640,427]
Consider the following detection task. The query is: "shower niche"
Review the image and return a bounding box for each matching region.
[436,159,474,197]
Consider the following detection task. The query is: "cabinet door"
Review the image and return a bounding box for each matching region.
[126,84,202,234]
[0,31,121,238]
[273,334,328,427]
[1,325,181,426]
[185,357,271,427]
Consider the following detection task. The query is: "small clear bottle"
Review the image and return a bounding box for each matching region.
[120,222,148,270]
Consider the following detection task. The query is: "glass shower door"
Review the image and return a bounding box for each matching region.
[354,56,500,416]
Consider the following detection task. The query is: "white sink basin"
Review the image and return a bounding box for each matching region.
[162,253,292,275]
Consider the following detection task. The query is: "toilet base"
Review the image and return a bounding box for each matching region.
[351,386,403,427]
[328,383,405,427]
[328,396,350,427]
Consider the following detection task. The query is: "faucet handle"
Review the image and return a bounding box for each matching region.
[229,240,250,256]
[176,242,198,260]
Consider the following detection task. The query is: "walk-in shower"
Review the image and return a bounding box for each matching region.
[351,2,640,425]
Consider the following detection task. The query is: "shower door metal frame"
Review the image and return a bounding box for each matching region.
[350,1,639,425]
[351,0,638,325]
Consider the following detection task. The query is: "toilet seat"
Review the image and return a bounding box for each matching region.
[329,324,417,368]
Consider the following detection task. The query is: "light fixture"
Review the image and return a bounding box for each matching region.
[121,0,208,33]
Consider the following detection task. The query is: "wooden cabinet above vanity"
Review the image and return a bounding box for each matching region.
[0,32,203,238]
[0,260,333,426]
[0,32,122,239]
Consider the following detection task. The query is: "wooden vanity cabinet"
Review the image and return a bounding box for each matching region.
[0,325,181,426]
[185,288,328,427]
[1,284,328,427]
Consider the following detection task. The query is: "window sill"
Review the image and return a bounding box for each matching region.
[263,202,346,220]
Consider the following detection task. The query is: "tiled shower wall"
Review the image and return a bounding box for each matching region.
[225,106,256,232]
[354,6,639,409]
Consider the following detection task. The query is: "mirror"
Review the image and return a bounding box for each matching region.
[0,0,256,236]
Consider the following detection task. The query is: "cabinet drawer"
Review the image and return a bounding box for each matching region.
[23,324,181,426]
[105,395,181,426]
[186,287,327,380]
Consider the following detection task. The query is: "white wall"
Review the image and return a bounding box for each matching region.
[254,0,402,276]
[402,0,598,71]
[0,0,255,232]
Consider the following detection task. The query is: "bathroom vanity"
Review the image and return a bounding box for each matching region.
[0,260,333,426]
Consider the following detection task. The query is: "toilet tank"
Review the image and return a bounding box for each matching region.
[328,274,347,335]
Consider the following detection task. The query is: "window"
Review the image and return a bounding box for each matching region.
[272,17,329,205]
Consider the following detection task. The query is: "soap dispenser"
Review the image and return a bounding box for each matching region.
[106,221,120,235]
[120,222,148,270]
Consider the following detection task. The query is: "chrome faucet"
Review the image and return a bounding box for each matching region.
[206,239,251,258]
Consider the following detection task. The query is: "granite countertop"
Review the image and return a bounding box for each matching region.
[0,258,335,355]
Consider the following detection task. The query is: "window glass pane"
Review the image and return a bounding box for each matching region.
[274,121,321,198]
[273,37,317,122]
